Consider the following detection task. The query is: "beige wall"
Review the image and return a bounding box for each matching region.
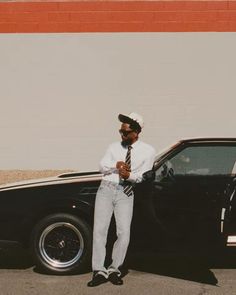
[0,33,236,170]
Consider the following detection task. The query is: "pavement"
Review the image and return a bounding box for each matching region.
[1,247,236,295]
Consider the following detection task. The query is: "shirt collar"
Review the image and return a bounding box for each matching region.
[130,140,140,149]
[121,140,140,149]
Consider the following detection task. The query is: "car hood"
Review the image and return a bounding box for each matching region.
[0,171,103,191]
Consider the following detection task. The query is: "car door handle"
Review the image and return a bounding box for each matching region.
[153,181,173,190]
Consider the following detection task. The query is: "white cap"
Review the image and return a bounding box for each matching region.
[118,112,144,131]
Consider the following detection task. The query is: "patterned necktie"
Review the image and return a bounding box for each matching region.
[123,145,133,197]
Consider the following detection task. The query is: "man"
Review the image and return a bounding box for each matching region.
[87,112,156,287]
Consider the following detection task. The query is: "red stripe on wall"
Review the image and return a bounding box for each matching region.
[0,1,236,33]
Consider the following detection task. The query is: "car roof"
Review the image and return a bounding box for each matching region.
[180,138,236,144]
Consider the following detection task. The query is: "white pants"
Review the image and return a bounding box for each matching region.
[92,180,134,275]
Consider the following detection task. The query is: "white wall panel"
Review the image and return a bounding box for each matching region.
[0,33,236,170]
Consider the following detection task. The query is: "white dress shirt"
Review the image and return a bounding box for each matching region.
[99,140,156,184]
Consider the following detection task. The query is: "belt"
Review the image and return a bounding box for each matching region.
[101,180,123,190]
[101,179,135,191]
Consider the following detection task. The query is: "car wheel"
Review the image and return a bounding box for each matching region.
[30,213,92,274]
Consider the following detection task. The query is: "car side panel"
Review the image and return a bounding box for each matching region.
[0,181,100,243]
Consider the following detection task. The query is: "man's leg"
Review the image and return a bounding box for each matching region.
[109,191,134,274]
[92,184,114,274]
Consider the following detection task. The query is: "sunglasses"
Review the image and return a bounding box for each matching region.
[119,129,134,137]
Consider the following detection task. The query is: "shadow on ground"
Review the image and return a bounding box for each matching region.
[124,248,236,286]
[125,251,218,285]
[0,246,33,269]
[2,245,236,286]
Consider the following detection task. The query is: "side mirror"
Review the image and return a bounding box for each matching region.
[142,170,155,182]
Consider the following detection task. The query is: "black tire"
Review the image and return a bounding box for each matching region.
[30,213,92,274]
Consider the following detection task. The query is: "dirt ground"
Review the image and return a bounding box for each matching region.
[0,170,74,185]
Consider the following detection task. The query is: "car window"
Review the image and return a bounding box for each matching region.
[155,145,236,178]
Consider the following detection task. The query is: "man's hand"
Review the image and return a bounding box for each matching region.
[116,161,131,180]
[116,161,130,171]
[119,168,130,180]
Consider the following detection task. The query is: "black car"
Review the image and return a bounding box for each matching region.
[1,138,236,274]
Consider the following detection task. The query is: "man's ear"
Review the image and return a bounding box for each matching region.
[134,132,139,139]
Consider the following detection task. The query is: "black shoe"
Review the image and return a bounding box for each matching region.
[87,272,108,287]
[109,272,123,285]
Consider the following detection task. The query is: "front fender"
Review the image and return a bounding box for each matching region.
[20,197,95,246]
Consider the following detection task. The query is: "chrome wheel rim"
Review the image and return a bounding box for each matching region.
[39,222,84,268]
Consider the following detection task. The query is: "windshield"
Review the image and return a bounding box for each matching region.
[154,141,182,168]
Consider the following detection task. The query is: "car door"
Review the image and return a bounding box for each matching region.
[150,143,236,247]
